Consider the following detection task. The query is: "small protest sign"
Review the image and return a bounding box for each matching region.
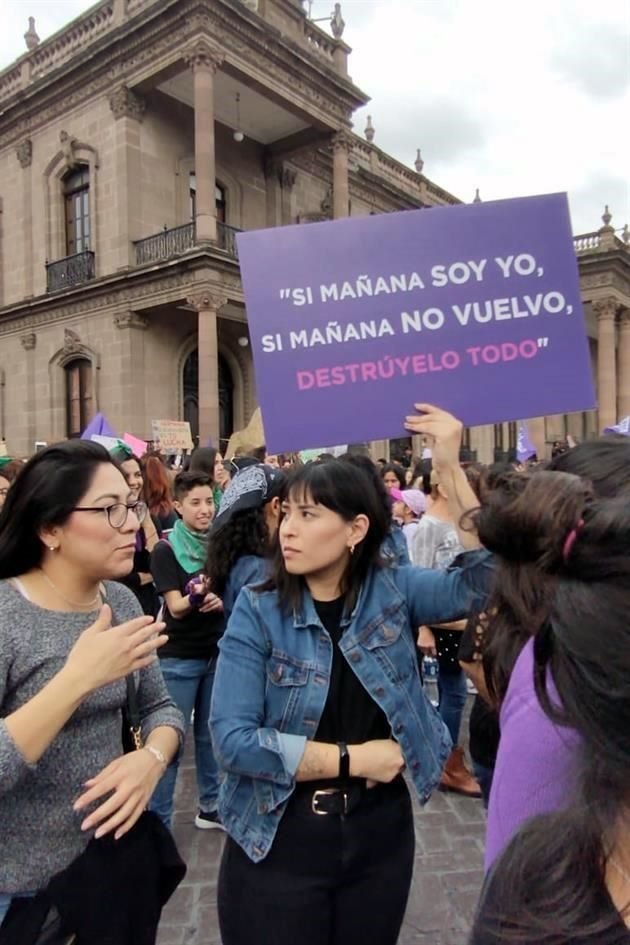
[237,193,596,452]
[151,420,194,452]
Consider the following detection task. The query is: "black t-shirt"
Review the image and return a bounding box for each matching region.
[313,597,391,746]
[151,540,224,660]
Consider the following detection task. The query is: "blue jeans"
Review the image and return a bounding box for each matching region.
[437,670,468,745]
[150,657,220,829]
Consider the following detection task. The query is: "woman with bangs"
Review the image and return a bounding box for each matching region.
[210,406,493,945]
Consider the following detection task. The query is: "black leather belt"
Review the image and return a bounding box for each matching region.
[292,781,369,817]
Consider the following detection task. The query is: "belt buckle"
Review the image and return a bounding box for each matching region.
[311,788,337,815]
[311,788,350,815]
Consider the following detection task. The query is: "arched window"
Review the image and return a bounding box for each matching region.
[189,173,227,223]
[65,358,93,438]
[63,165,90,256]
[182,349,234,447]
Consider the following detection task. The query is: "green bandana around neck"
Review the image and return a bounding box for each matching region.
[169,518,210,575]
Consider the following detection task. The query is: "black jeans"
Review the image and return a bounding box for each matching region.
[218,778,414,945]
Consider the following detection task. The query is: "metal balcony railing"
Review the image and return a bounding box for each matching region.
[46,250,95,292]
[217,222,240,259]
[134,223,195,266]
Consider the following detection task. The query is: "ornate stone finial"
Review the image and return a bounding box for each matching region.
[184,38,224,73]
[16,138,32,168]
[109,86,146,122]
[473,188,482,203]
[21,332,37,351]
[364,115,375,144]
[601,205,613,228]
[24,16,40,51]
[414,149,424,174]
[622,223,629,244]
[59,130,79,170]
[330,4,345,39]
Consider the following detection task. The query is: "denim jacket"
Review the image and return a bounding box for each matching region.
[210,550,492,862]
[222,555,268,622]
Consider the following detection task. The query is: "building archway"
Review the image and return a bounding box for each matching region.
[182,349,234,447]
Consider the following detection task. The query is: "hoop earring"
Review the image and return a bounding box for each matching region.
[349,544,356,555]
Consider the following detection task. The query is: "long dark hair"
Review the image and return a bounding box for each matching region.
[478,437,630,705]
[380,463,406,490]
[473,498,630,943]
[268,461,389,614]
[207,507,269,596]
[476,470,592,705]
[0,440,115,578]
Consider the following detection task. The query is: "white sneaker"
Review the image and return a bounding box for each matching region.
[194,810,226,831]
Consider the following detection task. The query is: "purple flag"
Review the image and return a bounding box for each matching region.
[516,420,536,462]
[80,412,116,440]
[604,416,630,436]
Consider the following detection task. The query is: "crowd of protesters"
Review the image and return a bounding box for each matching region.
[0,415,628,944]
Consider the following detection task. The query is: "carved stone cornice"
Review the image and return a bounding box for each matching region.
[108,85,146,122]
[619,307,630,328]
[332,129,353,155]
[186,288,228,312]
[183,38,224,73]
[16,138,32,168]
[114,312,149,330]
[593,297,621,322]
[20,332,36,350]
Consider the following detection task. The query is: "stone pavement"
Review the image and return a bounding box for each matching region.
[157,745,485,945]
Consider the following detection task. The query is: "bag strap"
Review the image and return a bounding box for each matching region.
[101,583,144,752]
[125,674,143,751]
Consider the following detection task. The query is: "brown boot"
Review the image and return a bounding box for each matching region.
[439,747,482,798]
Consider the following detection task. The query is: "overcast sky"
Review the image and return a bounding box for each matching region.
[2,0,628,233]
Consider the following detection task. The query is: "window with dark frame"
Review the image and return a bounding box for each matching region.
[63,166,90,257]
[189,173,227,223]
[493,423,504,452]
[65,358,93,438]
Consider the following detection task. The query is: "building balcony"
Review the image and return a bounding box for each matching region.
[133,222,240,266]
[46,250,95,292]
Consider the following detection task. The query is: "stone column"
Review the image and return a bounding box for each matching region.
[16,139,33,296]
[109,87,146,268]
[527,417,547,461]
[113,312,149,435]
[21,333,37,449]
[470,424,494,465]
[185,40,223,243]
[594,297,619,430]
[188,289,226,445]
[618,308,630,420]
[332,130,351,219]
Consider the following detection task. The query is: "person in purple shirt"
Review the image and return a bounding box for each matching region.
[477,436,630,870]
[470,490,630,944]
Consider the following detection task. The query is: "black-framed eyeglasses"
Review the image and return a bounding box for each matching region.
[72,501,148,529]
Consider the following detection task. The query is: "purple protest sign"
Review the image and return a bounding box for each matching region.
[236,193,596,452]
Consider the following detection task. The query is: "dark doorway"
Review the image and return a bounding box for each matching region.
[183,349,234,447]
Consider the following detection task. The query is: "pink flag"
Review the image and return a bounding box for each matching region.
[123,433,148,457]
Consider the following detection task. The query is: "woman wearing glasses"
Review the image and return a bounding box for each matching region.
[110,445,161,616]
[0,440,184,929]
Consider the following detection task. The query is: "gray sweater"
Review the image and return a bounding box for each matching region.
[0,579,185,893]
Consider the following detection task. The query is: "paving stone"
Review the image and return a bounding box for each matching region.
[158,725,486,943]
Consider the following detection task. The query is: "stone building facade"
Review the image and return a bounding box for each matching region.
[0,0,628,462]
